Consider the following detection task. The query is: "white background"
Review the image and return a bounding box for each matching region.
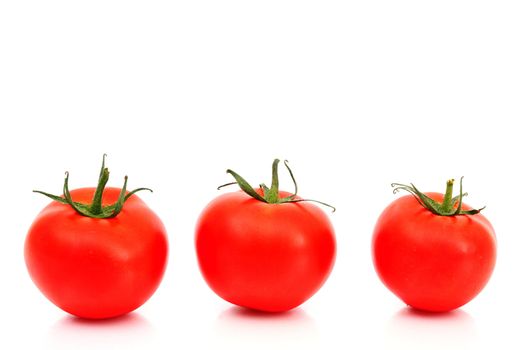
[1,1,524,349]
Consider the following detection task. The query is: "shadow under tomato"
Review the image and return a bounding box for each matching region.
[220,305,312,320]
[59,312,146,326]
[384,306,478,350]
[213,306,319,350]
[46,312,154,350]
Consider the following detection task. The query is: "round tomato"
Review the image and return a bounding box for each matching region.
[195,159,336,312]
[372,179,497,312]
[25,156,168,319]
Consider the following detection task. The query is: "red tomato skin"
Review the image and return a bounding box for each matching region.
[25,188,168,319]
[195,190,336,312]
[372,192,497,312]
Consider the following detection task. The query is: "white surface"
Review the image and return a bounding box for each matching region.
[1,1,524,349]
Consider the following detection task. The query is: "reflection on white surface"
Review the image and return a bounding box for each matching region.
[213,307,320,350]
[46,313,155,350]
[384,307,478,350]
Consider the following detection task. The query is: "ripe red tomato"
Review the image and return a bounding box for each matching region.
[195,160,336,312]
[25,157,168,319]
[372,179,497,312]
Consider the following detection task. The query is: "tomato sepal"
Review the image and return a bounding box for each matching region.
[33,154,152,219]
[391,177,485,216]
[218,159,336,212]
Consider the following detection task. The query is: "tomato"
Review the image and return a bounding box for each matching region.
[372,179,497,312]
[25,156,168,319]
[195,159,336,312]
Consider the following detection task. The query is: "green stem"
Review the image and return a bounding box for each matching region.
[90,165,110,215]
[441,179,455,212]
[267,159,280,203]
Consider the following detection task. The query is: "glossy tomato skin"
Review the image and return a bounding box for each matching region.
[195,190,336,312]
[25,187,168,319]
[373,192,496,312]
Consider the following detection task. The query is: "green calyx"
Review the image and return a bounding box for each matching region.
[34,154,152,219]
[391,177,485,216]
[218,159,336,212]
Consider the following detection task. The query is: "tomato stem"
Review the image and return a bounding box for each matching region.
[267,159,280,203]
[391,177,485,216]
[33,155,152,219]
[218,159,336,212]
[90,154,110,215]
[441,179,455,212]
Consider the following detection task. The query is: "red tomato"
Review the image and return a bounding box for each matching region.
[25,157,168,319]
[372,180,497,312]
[195,160,336,312]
